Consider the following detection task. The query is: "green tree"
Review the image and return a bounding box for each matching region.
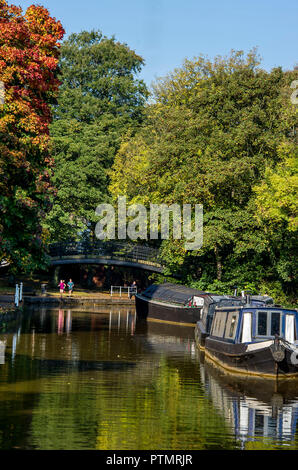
[254,141,298,232]
[109,50,297,301]
[45,30,149,241]
[253,141,298,299]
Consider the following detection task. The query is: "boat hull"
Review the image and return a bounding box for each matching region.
[135,294,201,325]
[202,336,298,378]
[194,320,209,348]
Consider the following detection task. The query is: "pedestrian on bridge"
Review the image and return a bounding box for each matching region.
[129,280,137,299]
[67,279,74,297]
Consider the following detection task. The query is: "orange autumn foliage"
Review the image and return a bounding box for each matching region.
[0,0,64,270]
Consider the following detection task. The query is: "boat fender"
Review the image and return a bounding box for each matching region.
[270,336,285,363]
[271,348,285,362]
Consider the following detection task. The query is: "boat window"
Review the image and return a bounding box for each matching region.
[257,312,267,336]
[270,312,280,336]
[211,313,219,336]
[224,312,239,339]
[285,315,295,344]
[229,316,237,337]
[257,311,282,337]
[211,312,227,337]
[212,315,219,336]
[193,296,204,307]
[241,312,252,343]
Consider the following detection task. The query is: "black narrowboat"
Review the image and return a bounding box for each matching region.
[135,283,242,326]
[195,299,298,378]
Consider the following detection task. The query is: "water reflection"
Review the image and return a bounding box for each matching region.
[137,319,196,355]
[0,306,297,450]
[135,320,298,449]
[199,354,298,448]
[0,340,6,365]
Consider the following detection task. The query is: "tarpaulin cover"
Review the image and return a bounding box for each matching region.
[141,283,212,306]
[141,283,274,308]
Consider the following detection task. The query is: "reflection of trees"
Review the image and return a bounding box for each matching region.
[93,357,235,450]
[0,308,238,450]
[29,386,100,450]
[5,307,298,450]
[0,392,34,449]
[26,356,235,450]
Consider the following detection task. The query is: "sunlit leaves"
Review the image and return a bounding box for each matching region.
[45,31,148,241]
[0,0,64,272]
[109,50,297,301]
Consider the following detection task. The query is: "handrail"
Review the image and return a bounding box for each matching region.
[48,241,163,267]
[110,286,138,298]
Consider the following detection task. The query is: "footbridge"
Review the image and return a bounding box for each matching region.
[48,240,164,273]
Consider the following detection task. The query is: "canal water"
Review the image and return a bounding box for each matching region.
[0,305,298,450]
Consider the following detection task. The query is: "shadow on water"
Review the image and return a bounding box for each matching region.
[2,355,136,384]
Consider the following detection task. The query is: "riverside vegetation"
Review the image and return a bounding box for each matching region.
[0,1,297,306]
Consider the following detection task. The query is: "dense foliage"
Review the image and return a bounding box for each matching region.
[0,0,296,304]
[0,0,64,272]
[109,51,297,303]
[44,30,149,241]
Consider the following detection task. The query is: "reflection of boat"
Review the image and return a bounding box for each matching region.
[200,357,298,446]
[135,283,243,326]
[195,297,298,378]
[135,317,196,356]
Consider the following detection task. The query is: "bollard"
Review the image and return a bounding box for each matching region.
[15,284,19,307]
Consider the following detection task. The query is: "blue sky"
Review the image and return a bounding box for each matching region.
[14,0,298,88]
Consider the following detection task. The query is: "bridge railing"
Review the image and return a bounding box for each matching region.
[48,241,163,267]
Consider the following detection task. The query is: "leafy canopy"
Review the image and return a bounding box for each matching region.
[45,30,149,241]
[0,0,64,272]
[109,50,297,302]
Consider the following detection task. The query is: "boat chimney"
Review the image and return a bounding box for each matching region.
[246,293,251,305]
[241,290,245,299]
[233,286,238,296]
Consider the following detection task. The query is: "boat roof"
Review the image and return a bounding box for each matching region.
[242,295,274,305]
[215,304,297,313]
[141,283,230,306]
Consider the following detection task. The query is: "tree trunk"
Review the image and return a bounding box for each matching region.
[214,245,222,281]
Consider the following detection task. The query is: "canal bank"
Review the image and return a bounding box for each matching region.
[23,295,135,307]
[0,295,23,329]
[1,292,135,326]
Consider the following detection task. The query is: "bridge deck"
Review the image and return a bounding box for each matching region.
[49,241,164,273]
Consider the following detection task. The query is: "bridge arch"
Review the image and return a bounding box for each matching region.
[48,241,164,274]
